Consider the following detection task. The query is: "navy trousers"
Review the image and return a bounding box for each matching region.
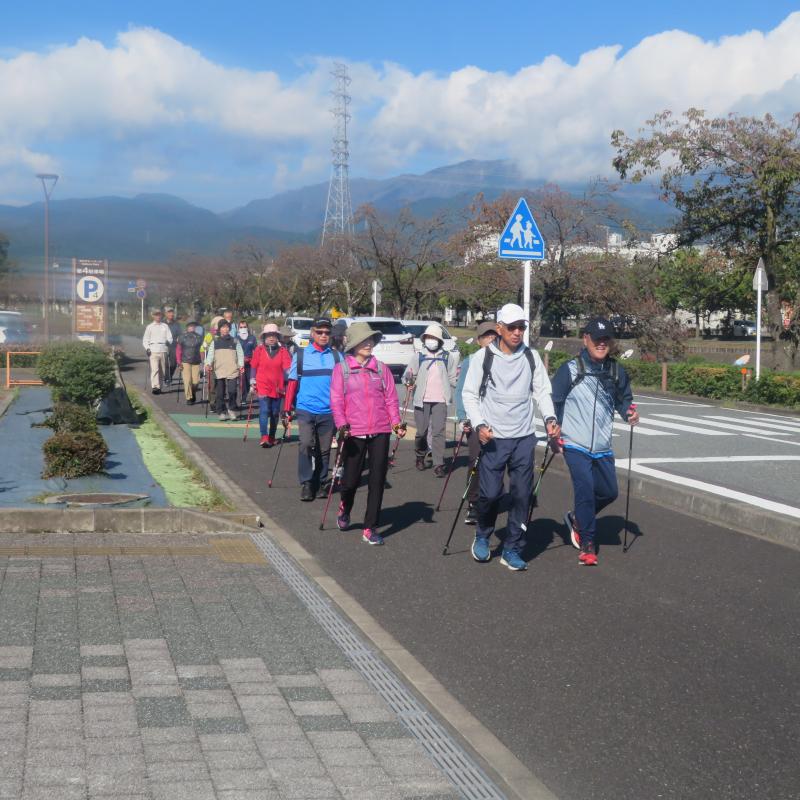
[476,433,536,554]
[563,448,618,542]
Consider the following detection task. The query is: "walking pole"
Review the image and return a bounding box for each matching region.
[319,426,348,530]
[526,442,558,525]
[622,404,637,553]
[176,362,182,405]
[204,368,210,419]
[389,385,412,467]
[435,426,466,512]
[442,451,482,556]
[242,389,255,443]
[267,417,291,488]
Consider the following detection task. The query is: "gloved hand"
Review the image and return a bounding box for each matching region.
[281,410,295,426]
[392,423,407,439]
[337,424,351,440]
[461,419,472,433]
[146,349,151,357]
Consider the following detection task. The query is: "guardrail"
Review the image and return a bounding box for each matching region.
[5,351,43,389]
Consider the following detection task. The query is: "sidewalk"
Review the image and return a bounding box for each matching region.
[0,532,461,800]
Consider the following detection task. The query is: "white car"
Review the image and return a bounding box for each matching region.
[342,317,414,380]
[733,319,757,337]
[401,320,458,353]
[0,310,27,344]
[284,316,314,348]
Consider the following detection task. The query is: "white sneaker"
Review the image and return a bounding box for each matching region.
[227,409,238,421]
[218,413,227,421]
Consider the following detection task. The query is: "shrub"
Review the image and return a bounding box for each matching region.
[37,341,116,406]
[43,402,99,434]
[743,373,800,407]
[546,349,572,374]
[457,338,479,359]
[668,364,741,399]
[622,359,663,387]
[42,431,108,478]
[0,344,39,368]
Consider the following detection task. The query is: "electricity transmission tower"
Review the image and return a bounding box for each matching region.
[321,63,354,247]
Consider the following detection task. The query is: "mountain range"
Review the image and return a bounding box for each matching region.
[1,160,674,267]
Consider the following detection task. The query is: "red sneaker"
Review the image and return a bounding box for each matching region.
[578,540,597,566]
[259,435,270,448]
[267,436,277,447]
[564,511,581,549]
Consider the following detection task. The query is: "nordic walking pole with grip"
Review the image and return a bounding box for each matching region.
[623,404,637,553]
[442,451,482,556]
[526,442,557,525]
[319,426,349,530]
[204,368,210,419]
[389,385,412,467]
[268,416,291,488]
[242,390,255,443]
[435,426,466,512]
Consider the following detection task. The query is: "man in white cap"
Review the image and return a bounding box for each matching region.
[462,303,561,571]
[402,323,459,476]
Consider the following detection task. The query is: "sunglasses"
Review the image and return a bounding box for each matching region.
[503,323,527,332]
[314,329,331,335]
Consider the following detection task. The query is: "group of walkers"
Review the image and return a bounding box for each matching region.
[143,304,639,566]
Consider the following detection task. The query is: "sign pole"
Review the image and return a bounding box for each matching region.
[755,269,762,381]
[522,260,531,346]
[141,297,144,325]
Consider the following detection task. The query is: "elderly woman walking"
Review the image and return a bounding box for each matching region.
[330,321,406,546]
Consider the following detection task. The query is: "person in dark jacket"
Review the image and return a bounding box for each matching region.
[236,321,258,389]
[177,321,203,404]
[551,317,639,566]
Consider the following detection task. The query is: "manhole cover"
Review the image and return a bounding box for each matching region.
[44,492,150,507]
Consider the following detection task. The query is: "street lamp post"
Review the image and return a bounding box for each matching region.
[36,173,59,339]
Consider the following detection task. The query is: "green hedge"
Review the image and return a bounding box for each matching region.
[0,344,39,368]
[44,402,99,434]
[37,341,116,406]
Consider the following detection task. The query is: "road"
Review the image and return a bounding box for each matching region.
[127,355,800,800]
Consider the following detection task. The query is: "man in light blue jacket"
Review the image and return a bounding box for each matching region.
[462,304,561,571]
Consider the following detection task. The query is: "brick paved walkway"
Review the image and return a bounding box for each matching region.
[0,533,460,800]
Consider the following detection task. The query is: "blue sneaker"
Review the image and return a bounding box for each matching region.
[336,501,350,531]
[500,550,527,571]
[471,536,491,562]
[362,528,384,546]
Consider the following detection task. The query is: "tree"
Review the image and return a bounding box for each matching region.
[0,233,16,306]
[354,205,449,318]
[612,109,800,368]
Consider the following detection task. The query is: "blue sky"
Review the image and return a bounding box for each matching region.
[2,1,799,209]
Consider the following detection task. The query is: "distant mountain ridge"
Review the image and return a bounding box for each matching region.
[1,160,674,266]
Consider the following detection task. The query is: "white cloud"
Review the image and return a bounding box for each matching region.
[131,166,172,184]
[0,14,798,202]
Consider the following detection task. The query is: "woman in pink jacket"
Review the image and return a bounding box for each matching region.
[330,321,405,545]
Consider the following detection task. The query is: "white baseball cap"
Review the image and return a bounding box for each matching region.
[497,303,526,325]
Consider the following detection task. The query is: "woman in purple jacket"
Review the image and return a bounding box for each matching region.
[330,321,406,546]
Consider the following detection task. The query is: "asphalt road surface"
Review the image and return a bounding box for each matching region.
[130,357,799,800]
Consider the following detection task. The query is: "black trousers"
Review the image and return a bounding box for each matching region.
[214,376,239,413]
[339,433,391,530]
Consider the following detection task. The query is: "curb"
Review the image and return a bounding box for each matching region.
[135,385,552,800]
[0,507,260,535]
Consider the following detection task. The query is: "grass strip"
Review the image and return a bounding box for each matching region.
[128,390,231,511]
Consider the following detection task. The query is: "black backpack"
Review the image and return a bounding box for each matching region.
[479,346,536,398]
[568,355,621,400]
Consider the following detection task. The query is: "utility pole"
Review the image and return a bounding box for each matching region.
[321,63,354,247]
[36,173,59,339]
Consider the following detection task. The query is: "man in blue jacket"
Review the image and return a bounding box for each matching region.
[283,318,341,501]
[551,317,639,566]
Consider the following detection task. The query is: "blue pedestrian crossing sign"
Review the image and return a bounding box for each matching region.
[498,197,545,260]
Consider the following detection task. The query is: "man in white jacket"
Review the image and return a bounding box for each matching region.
[142,309,173,395]
[462,303,561,571]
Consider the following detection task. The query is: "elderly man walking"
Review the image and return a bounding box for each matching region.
[142,309,173,395]
[462,303,561,571]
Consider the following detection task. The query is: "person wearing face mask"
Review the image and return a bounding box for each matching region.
[204,319,245,421]
[250,323,292,447]
[401,323,459,476]
[237,322,257,391]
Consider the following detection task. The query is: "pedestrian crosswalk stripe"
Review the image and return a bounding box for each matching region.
[633,418,730,435]
[708,415,800,434]
[611,421,677,436]
[653,414,791,436]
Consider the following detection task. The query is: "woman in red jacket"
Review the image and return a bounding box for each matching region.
[249,323,292,447]
[330,321,405,545]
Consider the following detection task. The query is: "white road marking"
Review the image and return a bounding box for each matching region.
[634,418,730,435]
[652,414,790,436]
[744,434,800,447]
[634,394,712,407]
[612,422,677,436]
[633,455,800,463]
[716,406,800,422]
[625,462,800,519]
[702,415,800,434]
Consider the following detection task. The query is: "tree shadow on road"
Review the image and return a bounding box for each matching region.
[380,500,436,539]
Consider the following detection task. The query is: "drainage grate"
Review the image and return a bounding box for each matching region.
[251,531,505,800]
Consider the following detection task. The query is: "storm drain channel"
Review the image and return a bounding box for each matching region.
[251,531,506,800]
